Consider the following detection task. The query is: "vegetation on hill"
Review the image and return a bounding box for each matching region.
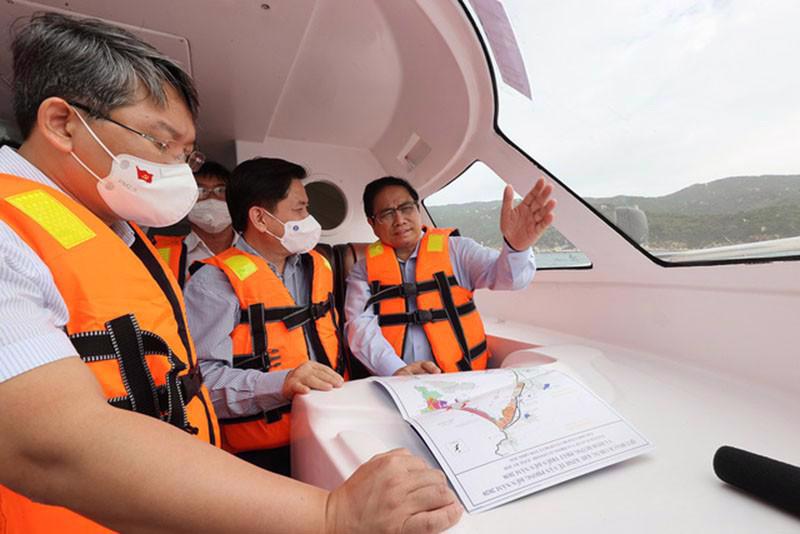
[426,175,800,251]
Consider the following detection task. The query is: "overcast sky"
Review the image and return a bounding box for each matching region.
[427,0,800,206]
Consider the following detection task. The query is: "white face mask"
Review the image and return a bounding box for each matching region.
[263,210,321,254]
[70,108,198,228]
[188,199,232,234]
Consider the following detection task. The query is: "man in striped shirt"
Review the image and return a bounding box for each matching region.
[0,11,460,534]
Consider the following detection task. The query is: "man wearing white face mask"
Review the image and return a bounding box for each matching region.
[150,161,238,286]
[184,157,348,475]
[0,13,462,534]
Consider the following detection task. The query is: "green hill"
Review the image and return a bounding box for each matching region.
[427,174,800,251]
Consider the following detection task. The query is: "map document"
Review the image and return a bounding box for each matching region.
[376,367,652,513]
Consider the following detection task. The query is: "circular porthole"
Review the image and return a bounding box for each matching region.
[306,180,348,230]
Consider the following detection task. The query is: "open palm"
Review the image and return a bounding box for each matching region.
[500,178,556,251]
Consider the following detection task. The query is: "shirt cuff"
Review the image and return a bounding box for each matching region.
[253,369,291,412]
[0,331,78,383]
[373,355,407,377]
[502,237,531,254]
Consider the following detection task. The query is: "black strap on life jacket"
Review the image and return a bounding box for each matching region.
[218,403,292,426]
[432,271,483,371]
[367,269,486,371]
[377,301,477,326]
[231,272,337,375]
[298,253,346,376]
[130,229,216,443]
[363,275,459,310]
[70,314,198,432]
[188,259,206,277]
[175,242,188,288]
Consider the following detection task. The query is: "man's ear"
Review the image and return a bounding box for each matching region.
[367,216,376,233]
[248,206,268,234]
[36,97,78,154]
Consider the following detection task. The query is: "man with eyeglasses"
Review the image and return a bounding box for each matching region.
[150,161,239,286]
[0,13,461,534]
[345,176,555,376]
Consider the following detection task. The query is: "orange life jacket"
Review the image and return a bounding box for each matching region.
[364,227,489,373]
[150,233,187,288]
[0,173,219,534]
[200,247,345,453]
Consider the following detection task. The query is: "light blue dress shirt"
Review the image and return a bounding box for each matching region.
[184,239,318,419]
[344,236,535,376]
[0,146,135,383]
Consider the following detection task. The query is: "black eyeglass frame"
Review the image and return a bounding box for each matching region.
[371,201,420,225]
[69,101,205,172]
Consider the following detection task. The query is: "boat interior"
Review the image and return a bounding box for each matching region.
[0,0,797,532]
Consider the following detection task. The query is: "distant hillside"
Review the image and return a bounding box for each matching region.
[427,174,800,251]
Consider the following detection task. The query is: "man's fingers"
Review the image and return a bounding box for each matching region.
[313,365,345,387]
[501,184,514,215]
[403,482,457,515]
[420,361,441,374]
[533,182,554,207]
[302,375,335,391]
[402,501,463,534]
[522,178,545,206]
[402,468,448,493]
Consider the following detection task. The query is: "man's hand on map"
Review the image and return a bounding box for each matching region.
[325,448,463,534]
[394,361,442,376]
[282,361,344,399]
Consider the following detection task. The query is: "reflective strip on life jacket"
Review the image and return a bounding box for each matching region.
[365,227,489,373]
[201,247,344,453]
[0,173,219,533]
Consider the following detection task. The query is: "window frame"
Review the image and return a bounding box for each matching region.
[458,0,800,268]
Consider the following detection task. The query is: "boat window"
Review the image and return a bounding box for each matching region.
[473,0,800,264]
[306,180,347,230]
[424,162,591,269]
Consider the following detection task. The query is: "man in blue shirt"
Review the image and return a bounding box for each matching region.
[345,176,555,376]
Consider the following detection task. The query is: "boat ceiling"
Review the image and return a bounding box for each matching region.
[0,0,478,182]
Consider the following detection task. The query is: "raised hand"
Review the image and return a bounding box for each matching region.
[500,177,556,251]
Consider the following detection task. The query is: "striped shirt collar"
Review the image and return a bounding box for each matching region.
[0,145,135,246]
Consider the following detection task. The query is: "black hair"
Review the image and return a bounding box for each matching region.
[227,157,307,233]
[194,161,231,184]
[0,139,21,149]
[362,176,419,218]
[12,12,198,139]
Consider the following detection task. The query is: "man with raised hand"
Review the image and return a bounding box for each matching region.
[0,12,460,534]
[346,176,555,377]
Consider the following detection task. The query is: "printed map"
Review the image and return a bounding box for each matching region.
[377,367,652,512]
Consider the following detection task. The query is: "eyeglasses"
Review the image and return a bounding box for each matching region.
[70,102,206,172]
[197,185,226,200]
[372,201,419,225]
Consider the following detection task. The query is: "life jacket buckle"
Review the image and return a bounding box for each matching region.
[180,365,203,403]
[412,309,434,324]
[401,282,418,296]
[309,301,328,320]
